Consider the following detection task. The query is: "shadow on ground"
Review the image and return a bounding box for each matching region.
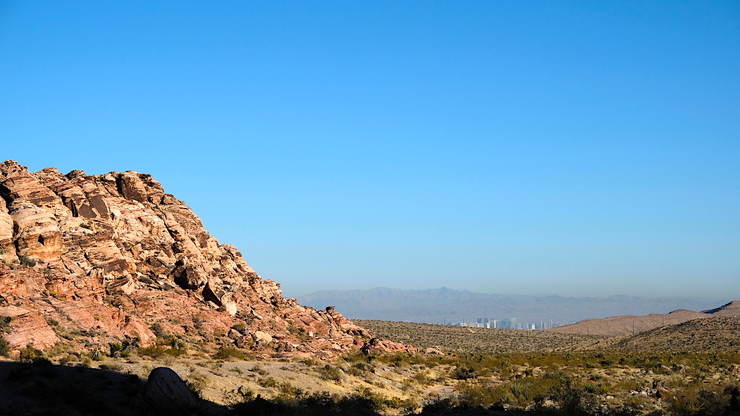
[0,360,559,416]
[0,360,407,416]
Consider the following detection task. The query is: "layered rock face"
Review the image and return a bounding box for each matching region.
[0,160,409,357]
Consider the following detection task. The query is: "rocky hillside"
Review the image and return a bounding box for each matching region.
[0,160,408,358]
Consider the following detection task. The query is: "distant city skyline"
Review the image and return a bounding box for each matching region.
[2,2,739,299]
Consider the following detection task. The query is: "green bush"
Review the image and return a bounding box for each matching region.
[139,344,186,359]
[317,364,343,381]
[0,336,10,356]
[665,385,732,416]
[259,376,277,387]
[0,316,11,333]
[231,322,247,332]
[149,322,167,338]
[106,338,138,358]
[17,254,36,267]
[213,346,248,360]
[19,345,44,363]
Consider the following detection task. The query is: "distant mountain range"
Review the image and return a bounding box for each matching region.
[295,287,728,326]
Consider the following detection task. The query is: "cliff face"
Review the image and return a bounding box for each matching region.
[0,160,408,358]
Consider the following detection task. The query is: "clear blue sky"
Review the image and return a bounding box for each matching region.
[1,1,738,299]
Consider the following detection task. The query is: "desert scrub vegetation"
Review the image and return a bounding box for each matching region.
[0,336,9,357]
[213,346,251,361]
[356,319,608,354]
[136,325,192,359]
[231,388,416,416]
[342,348,740,415]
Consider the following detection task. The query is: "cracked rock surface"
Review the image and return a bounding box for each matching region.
[0,160,411,358]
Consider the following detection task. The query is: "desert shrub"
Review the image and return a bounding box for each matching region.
[139,333,187,359]
[223,386,255,406]
[43,342,72,358]
[422,398,458,413]
[376,352,412,368]
[231,322,247,332]
[278,381,304,397]
[18,254,36,267]
[509,380,532,401]
[288,324,309,340]
[727,385,740,412]
[411,370,432,386]
[549,377,597,415]
[317,364,343,381]
[213,346,248,360]
[250,364,268,376]
[301,358,319,367]
[354,362,374,373]
[150,322,167,338]
[346,366,364,377]
[342,351,371,364]
[98,363,123,372]
[456,381,513,408]
[58,353,78,365]
[0,315,11,333]
[87,348,105,361]
[665,385,732,416]
[18,345,44,363]
[0,336,9,356]
[189,315,203,331]
[138,344,186,359]
[452,365,479,380]
[259,376,277,387]
[186,374,209,399]
[108,340,129,357]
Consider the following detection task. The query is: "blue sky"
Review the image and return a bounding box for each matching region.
[1,1,738,299]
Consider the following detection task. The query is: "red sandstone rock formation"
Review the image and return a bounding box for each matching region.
[0,160,413,358]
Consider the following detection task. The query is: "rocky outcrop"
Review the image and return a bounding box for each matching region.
[0,307,60,350]
[0,160,407,358]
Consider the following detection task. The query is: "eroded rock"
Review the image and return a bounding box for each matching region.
[0,160,406,358]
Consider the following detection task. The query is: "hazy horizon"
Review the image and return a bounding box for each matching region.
[2,2,738,300]
[292,286,729,304]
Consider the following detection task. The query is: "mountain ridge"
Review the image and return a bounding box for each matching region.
[296,287,726,326]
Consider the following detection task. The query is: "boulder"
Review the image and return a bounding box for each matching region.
[141,367,198,409]
[252,331,273,344]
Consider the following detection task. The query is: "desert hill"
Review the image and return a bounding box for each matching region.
[613,316,740,352]
[358,315,740,355]
[549,300,740,336]
[0,160,406,359]
[702,300,740,316]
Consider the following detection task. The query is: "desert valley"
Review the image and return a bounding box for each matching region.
[0,161,739,416]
